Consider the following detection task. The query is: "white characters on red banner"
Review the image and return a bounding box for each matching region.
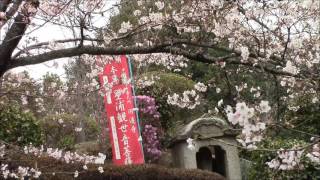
[100,56,143,165]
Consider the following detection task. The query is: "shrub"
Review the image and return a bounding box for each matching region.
[39,113,99,150]
[0,105,42,146]
[136,95,163,162]
[2,149,225,180]
[137,71,204,136]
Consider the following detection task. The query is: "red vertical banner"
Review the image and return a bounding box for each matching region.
[99,55,144,165]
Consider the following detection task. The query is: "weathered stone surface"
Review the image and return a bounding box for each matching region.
[169,116,242,180]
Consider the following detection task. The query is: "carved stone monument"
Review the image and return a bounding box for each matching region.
[169,116,242,180]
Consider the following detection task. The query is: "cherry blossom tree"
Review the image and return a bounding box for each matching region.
[0,0,316,78]
[0,0,320,178]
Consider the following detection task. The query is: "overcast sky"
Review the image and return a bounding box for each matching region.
[11,0,118,80]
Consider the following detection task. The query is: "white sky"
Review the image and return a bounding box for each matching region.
[13,23,72,79]
[11,0,118,80]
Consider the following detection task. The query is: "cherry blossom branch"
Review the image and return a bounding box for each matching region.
[7,43,307,80]
[237,4,283,41]
[9,44,174,68]
[12,37,103,58]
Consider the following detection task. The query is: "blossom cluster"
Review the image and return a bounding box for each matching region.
[167,81,208,109]
[0,143,105,180]
[133,54,188,71]
[266,149,304,170]
[0,72,46,113]
[142,124,162,161]
[226,101,270,149]
[306,143,320,164]
[40,1,64,16]
[119,21,133,34]
[194,82,207,92]
[23,144,106,165]
[280,77,296,88]
[136,95,160,119]
[119,0,320,82]
[4,72,32,85]
[136,95,162,161]
[136,75,159,89]
[283,61,300,75]
[186,138,196,151]
[1,143,42,179]
[167,90,200,109]
[1,164,41,179]
[40,0,106,27]
[17,144,107,178]
[240,46,250,62]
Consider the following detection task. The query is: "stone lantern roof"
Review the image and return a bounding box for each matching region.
[169,116,238,147]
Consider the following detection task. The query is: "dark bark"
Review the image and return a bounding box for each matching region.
[0,0,11,12]
[0,0,38,76]
[8,43,303,79]
[0,13,28,76]
[3,0,23,22]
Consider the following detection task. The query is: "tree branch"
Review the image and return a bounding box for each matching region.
[9,44,173,68]
[12,37,103,58]
[0,0,23,29]
[0,0,39,76]
[0,0,11,12]
[8,43,304,80]
[0,13,29,74]
[281,27,291,61]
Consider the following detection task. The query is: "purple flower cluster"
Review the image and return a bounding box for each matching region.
[135,95,160,119]
[142,124,162,161]
[136,95,162,162]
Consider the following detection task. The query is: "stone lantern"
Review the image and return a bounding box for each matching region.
[169,116,242,180]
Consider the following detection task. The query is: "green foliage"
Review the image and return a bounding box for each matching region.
[137,71,203,136]
[109,1,139,32]
[242,138,320,180]
[142,71,195,93]
[42,72,64,92]
[57,135,75,150]
[0,105,43,146]
[39,113,99,150]
[283,95,320,139]
[238,88,320,179]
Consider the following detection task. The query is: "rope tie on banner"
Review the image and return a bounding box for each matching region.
[126,55,145,161]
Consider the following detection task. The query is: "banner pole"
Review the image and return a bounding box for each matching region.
[126,55,145,162]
